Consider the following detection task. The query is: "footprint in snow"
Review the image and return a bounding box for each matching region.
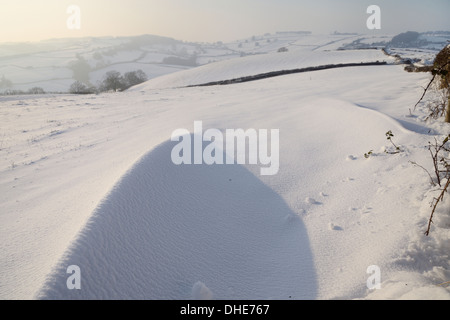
[305,197,321,205]
[328,223,343,231]
[360,205,373,214]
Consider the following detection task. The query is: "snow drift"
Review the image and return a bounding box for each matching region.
[38,137,317,300]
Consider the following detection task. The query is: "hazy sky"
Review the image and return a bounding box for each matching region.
[0,0,449,43]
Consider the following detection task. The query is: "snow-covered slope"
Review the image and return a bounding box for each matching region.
[1,37,449,300]
[131,49,394,89]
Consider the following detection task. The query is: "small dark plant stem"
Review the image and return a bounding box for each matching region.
[430,143,442,187]
[425,178,450,236]
[415,73,438,110]
[390,139,400,150]
[414,61,449,111]
[409,161,436,186]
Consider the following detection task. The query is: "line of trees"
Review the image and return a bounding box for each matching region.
[69,69,148,94]
[1,87,46,96]
[1,69,148,95]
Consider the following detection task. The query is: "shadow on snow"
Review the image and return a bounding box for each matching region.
[38,136,317,300]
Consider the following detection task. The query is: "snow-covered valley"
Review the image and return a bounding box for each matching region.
[1,33,449,300]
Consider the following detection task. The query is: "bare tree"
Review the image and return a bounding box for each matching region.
[28,87,45,94]
[69,81,96,94]
[0,75,12,89]
[101,71,125,92]
[123,70,148,89]
[69,55,91,83]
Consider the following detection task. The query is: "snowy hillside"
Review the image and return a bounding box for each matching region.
[0,33,293,93]
[131,49,394,89]
[2,31,446,94]
[1,32,449,300]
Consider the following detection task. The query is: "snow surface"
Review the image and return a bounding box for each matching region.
[1,34,449,300]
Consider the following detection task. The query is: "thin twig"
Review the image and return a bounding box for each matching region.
[437,281,450,287]
[414,61,450,110]
[425,178,450,236]
[415,74,437,110]
[429,141,441,187]
[409,161,436,186]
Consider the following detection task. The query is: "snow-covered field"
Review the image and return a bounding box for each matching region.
[0,33,449,300]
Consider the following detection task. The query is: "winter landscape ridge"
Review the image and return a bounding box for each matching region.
[0,31,449,300]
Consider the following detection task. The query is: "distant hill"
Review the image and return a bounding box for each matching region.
[1,31,449,94]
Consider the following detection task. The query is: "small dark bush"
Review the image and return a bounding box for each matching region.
[69,81,96,94]
[390,31,420,47]
[28,87,45,94]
